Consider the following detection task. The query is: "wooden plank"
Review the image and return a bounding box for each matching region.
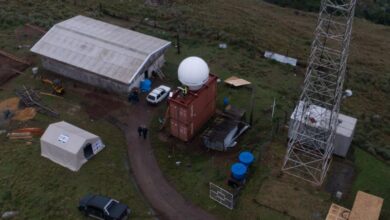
[25,23,47,34]
[325,203,350,220]
[224,76,251,87]
[349,191,384,220]
[0,50,31,65]
[39,92,64,98]
[11,69,25,75]
[0,72,18,86]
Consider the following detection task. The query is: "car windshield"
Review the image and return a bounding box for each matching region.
[147,95,155,100]
[106,200,118,213]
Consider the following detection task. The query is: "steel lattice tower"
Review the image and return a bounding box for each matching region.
[282,0,357,185]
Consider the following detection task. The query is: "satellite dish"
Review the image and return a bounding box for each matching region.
[178,56,209,91]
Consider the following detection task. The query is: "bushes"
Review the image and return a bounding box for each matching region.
[265,0,320,12]
[264,0,390,26]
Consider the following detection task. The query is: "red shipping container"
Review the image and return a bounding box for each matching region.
[168,74,217,142]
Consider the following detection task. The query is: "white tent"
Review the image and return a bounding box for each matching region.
[40,121,105,171]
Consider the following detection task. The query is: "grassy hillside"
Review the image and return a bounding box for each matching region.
[0,0,389,219]
[264,0,390,25]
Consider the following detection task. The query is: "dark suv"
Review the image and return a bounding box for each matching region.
[78,194,130,220]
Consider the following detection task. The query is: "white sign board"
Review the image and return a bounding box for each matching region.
[92,140,104,154]
[209,182,235,210]
[57,134,69,143]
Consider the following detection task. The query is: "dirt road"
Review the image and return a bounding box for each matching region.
[117,101,215,220]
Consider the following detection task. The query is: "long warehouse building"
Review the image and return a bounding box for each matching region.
[31,15,171,94]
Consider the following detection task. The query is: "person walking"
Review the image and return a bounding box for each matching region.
[137,126,143,137]
[142,127,148,140]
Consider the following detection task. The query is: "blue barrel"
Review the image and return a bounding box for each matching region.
[231,162,247,181]
[140,79,152,92]
[239,151,254,166]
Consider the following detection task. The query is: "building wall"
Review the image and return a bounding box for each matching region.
[42,56,130,94]
[41,51,167,94]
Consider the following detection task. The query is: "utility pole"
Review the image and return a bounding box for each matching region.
[249,86,255,126]
[176,32,181,55]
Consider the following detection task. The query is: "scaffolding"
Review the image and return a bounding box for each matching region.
[282,0,357,185]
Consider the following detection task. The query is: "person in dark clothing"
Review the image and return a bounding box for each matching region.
[142,127,148,139]
[133,91,139,103]
[137,126,143,137]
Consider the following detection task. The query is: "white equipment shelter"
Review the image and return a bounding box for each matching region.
[40,121,105,171]
[288,101,357,157]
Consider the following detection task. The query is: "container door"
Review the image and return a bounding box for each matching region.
[170,120,179,138]
[179,107,188,124]
[179,124,188,141]
[170,104,178,119]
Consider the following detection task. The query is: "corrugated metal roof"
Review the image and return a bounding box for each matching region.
[31,15,171,84]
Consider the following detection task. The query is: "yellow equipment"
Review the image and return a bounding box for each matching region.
[41,78,65,95]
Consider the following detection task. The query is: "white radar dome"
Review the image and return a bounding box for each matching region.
[178,56,209,91]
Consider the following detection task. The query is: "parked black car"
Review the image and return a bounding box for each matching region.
[78,194,130,220]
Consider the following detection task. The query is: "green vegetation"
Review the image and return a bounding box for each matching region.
[0,75,152,219]
[345,148,390,218]
[264,0,390,26]
[147,39,329,219]
[0,0,389,219]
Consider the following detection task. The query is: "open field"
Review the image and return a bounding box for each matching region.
[150,36,390,219]
[1,2,389,156]
[0,73,153,218]
[0,0,389,219]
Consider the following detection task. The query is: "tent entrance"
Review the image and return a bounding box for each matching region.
[83,143,93,160]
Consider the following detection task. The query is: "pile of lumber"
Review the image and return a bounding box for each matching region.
[7,127,43,140]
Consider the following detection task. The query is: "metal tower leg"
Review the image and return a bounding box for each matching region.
[282,0,357,185]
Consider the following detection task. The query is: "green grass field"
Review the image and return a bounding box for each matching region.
[0,74,153,219]
[344,148,390,218]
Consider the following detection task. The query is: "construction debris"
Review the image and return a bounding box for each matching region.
[202,105,250,151]
[224,76,251,87]
[6,127,43,140]
[0,50,30,86]
[349,191,384,220]
[15,86,59,117]
[325,203,350,220]
[327,191,384,220]
[0,97,20,112]
[7,132,33,140]
[1,211,19,219]
[264,51,297,66]
[0,50,30,66]
[40,78,65,95]
[12,107,37,121]
[219,43,227,49]
[12,127,43,136]
[39,92,64,98]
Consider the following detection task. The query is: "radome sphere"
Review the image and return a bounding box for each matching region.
[178,56,209,91]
